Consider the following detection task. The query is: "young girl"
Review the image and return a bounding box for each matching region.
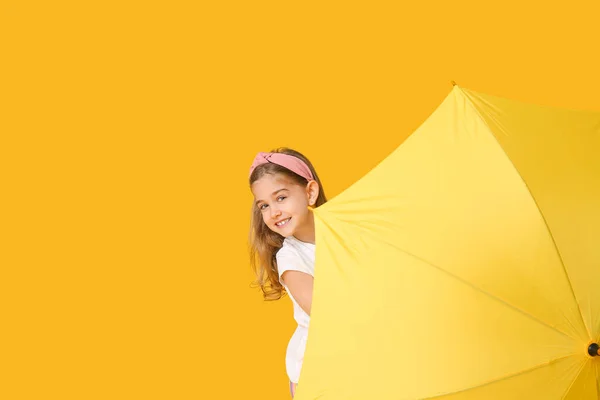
[248,148,327,398]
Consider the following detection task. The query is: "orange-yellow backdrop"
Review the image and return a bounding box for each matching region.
[2,1,600,399]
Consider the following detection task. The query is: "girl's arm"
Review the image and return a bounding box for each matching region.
[281,271,314,316]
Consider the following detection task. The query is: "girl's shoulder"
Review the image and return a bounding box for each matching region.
[278,236,314,256]
[276,237,300,260]
[275,237,315,280]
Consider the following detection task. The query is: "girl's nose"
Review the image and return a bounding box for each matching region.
[270,207,282,219]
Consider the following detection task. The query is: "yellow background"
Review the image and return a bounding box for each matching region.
[1,1,599,399]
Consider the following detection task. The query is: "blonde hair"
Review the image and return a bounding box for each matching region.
[248,147,327,300]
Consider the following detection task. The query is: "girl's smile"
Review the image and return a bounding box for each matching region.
[275,217,291,227]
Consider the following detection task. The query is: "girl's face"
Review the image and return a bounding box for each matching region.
[251,173,319,240]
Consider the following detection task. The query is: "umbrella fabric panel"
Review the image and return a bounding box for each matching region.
[464,89,600,341]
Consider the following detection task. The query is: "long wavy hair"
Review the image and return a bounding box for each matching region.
[248,147,327,300]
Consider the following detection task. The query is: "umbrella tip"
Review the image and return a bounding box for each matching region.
[451,80,458,87]
[588,343,599,357]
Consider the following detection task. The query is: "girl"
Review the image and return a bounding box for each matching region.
[248,148,327,398]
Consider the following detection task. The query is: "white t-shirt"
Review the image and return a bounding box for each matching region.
[275,236,315,384]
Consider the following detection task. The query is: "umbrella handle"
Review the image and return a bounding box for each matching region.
[588,343,599,357]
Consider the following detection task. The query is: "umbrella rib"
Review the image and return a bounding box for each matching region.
[329,211,578,340]
[379,240,577,341]
[461,89,593,341]
[597,362,600,400]
[560,359,593,400]
[421,354,580,400]
[316,214,570,339]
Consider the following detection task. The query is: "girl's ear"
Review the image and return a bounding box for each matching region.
[306,180,319,206]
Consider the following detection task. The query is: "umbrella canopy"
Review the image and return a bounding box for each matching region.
[296,85,600,399]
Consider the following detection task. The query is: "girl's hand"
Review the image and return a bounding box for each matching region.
[281,271,314,316]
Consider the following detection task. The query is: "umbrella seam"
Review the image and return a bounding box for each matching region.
[372,233,577,342]
[322,201,578,341]
[421,354,579,400]
[596,362,600,400]
[560,358,591,400]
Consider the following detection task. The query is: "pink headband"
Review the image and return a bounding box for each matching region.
[249,152,314,181]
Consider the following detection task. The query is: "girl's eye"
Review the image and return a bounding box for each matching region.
[277,196,286,201]
[259,204,268,210]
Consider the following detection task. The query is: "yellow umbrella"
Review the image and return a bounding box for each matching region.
[297,85,600,399]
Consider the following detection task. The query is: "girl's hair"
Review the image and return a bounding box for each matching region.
[248,147,327,300]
